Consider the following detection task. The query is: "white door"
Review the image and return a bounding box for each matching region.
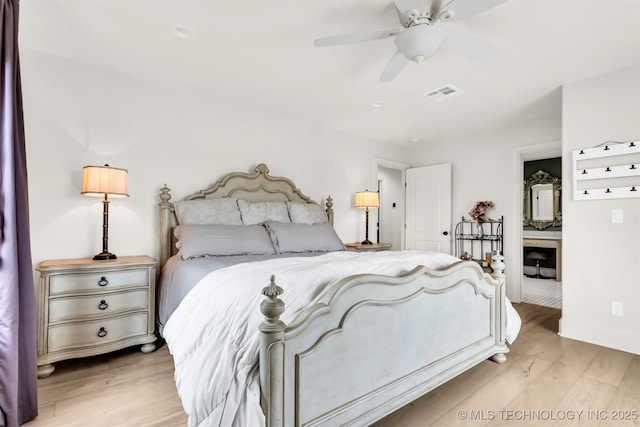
[405,163,452,253]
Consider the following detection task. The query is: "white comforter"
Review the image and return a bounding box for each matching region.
[163,250,520,427]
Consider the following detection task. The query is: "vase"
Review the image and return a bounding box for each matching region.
[475,221,484,238]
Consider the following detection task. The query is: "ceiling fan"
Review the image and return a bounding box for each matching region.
[314,0,508,82]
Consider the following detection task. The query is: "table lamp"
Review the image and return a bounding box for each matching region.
[354,190,379,245]
[81,164,129,260]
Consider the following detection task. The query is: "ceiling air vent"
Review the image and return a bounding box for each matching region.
[423,84,464,101]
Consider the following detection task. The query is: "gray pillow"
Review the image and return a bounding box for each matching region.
[288,201,328,224]
[237,200,291,224]
[264,222,344,254]
[173,198,242,225]
[175,224,276,259]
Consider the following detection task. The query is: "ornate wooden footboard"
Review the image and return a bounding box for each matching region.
[259,257,507,427]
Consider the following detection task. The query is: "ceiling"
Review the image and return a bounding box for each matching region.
[18,0,640,145]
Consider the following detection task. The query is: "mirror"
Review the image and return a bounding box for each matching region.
[523,170,561,230]
[531,183,553,220]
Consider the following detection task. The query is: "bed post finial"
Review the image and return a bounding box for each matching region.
[159,185,173,268]
[261,275,284,320]
[159,184,172,204]
[490,252,505,280]
[325,195,334,225]
[259,276,285,427]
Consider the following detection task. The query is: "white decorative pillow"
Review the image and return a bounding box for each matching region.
[173,198,242,225]
[174,224,276,259]
[237,200,291,224]
[288,201,328,224]
[264,222,344,254]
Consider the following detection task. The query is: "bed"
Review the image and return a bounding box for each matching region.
[157,163,520,427]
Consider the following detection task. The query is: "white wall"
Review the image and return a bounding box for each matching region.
[560,64,640,355]
[406,114,561,300]
[20,47,639,355]
[408,65,640,355]
[21,51,408,274]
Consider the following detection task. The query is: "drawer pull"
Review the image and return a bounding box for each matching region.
[97,327,108,338]
[97,276,108,287]
[98,300,109,310]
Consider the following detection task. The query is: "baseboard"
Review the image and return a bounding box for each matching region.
[559,318,640,355]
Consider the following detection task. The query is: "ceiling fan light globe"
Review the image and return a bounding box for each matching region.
[395,25,447,62]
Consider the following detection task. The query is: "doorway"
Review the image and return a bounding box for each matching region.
[377,166,403,250]
[515,141,562,308]
[375,159,452,253]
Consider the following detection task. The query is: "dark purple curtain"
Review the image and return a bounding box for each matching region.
[0,0,38,425]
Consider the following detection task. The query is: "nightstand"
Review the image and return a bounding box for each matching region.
[35,255,157,378]
[345,242,392,251]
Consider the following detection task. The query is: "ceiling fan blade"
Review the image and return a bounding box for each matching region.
[394,0,425,15]
[380,50,410,82]
[314,28,399,47]
[428,0,448,20]
[436,0,508,22]
[440,28,498,61]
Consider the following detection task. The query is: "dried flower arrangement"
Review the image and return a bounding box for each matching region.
[469,201,495,223]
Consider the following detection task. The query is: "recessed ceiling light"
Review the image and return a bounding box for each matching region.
[371,102,384,108]
[170,24,195,40]
[410,138,419,143]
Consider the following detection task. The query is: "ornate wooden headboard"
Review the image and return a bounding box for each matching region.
[158,163,333,267]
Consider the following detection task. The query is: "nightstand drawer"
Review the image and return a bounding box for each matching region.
[50,269,149,295]
[48,312,148,353]
[49,289,149,323]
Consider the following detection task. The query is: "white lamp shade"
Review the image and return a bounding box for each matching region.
[355,190,380,209]
[81,165,129,198]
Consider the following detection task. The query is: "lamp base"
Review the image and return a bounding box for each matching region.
[361,239,373,245]
[93,252,117,261]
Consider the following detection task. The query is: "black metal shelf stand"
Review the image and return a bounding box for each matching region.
[455,216,503,262]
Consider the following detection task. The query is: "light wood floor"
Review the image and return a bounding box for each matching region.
[24,303,639,427]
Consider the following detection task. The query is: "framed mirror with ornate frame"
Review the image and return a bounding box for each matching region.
[523,169,562,230]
